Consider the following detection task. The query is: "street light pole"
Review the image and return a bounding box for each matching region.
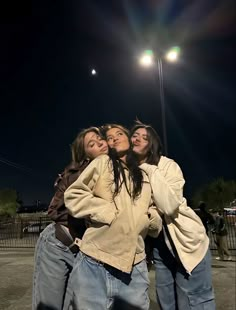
[157,58,168,155]
[139,47,180,156]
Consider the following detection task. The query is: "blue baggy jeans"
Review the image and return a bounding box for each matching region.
[153,231,215,310]
[32,223,76,310]
[68,252,150,310]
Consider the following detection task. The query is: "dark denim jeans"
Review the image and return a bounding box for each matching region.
[153,231,215,310]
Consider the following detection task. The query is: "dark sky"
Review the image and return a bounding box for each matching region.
[1,0,236,204]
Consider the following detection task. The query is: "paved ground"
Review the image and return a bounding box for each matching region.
[0,249,235,310]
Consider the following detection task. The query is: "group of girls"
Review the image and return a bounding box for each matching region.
[33,121,215,310]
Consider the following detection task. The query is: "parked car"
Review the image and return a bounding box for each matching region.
[23,222,50,233]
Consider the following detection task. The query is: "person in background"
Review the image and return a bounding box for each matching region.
[130,120,215,310]
[32,127,109,310]
[212,210,232,261]
[197,201,215,235]
[64,124,162,310]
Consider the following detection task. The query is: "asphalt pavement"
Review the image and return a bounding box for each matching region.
[0,249,235,310]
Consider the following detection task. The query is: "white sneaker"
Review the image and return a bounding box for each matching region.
[215,257,223,261]
[226,256,232,261]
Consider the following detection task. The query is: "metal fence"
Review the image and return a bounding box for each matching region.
[0,215,235,255]
[208,216,236,255]
[0,215,51,249]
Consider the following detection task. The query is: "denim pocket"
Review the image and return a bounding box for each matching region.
[46,232,70,253]
[73,251,85,269]
[134,260,150,285]
[188,287,215,309]
[55,239,70,251]
[192,249,211,274]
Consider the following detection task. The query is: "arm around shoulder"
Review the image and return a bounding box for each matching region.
[141,158,185,216]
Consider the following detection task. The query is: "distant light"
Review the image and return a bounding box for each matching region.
[165,47,180,62]
[91,69,97,75]
[139,50,154,67]
[166,51,177,62]
[139,55,153,66]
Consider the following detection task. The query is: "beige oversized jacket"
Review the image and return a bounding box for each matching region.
[64,154,162,273]
[141,156,209,274]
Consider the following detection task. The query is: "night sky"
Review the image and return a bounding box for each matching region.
[1,0,236,204]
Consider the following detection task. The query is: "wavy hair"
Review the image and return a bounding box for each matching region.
[71,127,103,165]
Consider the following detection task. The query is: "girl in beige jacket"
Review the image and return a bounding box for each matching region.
[65,124,162,310]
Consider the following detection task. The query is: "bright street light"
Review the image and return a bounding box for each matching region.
[165,47,180,62]
[139,50,154,67]
[139,47,180,155]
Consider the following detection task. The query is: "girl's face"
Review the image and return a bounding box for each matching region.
[106,127,130,155]
[131,128,150,161]
[84,131,108,159]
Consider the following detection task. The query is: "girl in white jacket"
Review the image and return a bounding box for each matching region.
[131,121,215,310]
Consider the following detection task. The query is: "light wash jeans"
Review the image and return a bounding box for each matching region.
[32,223,76,310]
[153,231,215,310]
[68,252,150,310]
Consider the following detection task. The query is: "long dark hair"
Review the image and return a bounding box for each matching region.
[130,120,163,165]
[102,124,143,200]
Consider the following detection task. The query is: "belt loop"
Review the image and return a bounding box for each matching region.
[74,238,82,248]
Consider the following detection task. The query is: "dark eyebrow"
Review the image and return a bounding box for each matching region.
[107,130,123,138]
[88,134,103,145]
[133,132,148,138]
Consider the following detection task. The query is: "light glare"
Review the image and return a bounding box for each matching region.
[139,54,153,67]
[165,47,180,62]
[166,51,178,62]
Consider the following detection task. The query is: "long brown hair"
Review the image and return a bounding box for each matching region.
[63,127,104,179]
[71,127,102,164]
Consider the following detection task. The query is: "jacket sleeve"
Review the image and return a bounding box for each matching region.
[147,206,162,238]
[140,159,185,216]
[47,173,69,225]
[47,170,81,225]
[64,156,117,225]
